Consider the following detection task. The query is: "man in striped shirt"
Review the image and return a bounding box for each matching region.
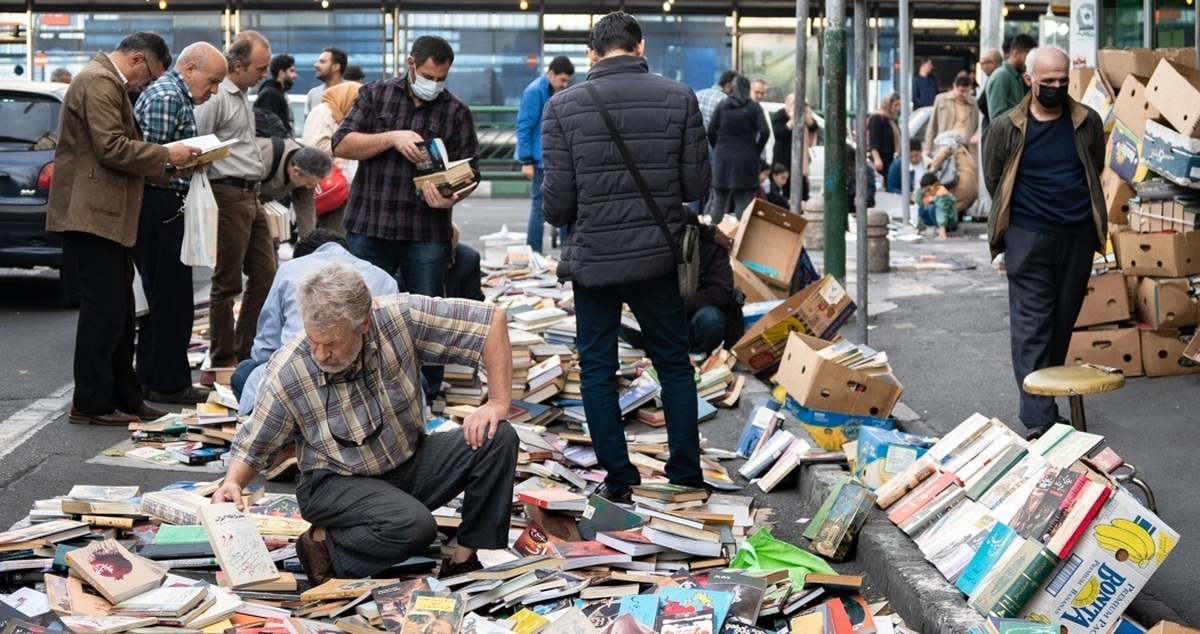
[213,261,516,583]
[132,42,227,405]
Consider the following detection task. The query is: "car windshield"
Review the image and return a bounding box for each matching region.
[0,92,60,152]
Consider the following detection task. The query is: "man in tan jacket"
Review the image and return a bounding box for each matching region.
[46,32,200,426]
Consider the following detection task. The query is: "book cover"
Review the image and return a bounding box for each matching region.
[413,138,448,174]
[67,486,140,503]
[301,579,393,602]
[513,521,557,557]
[578,495,644,541]
[984,617,1060,634]
[656,609,714,634]
[822,598,856,634]
[595,530,664,557]
[1008,468,1071,540]
[873,455,939,509]
[656,587,734,631]
[703,570,767,625]
[969,539,1059,617]
[629,483,709,503]
[617,594,657,628]
[372,578,430,632]
[737,430,797,480]
[837,594,876,634]
[548,607,599,633]
[198,504,279,588]
[0,520,88,546]
[897,484,964,536]
[506,607,549,634]
[468,554,565,580]
[58,615,156,634]
[398,591,464,634]
[1043,481,1112,558]
[810,482,876,562]
[516,488,587,512]
[735,399,782,458]
[139,490,208,526]
[64,539,164,604]
[803,476,850,540]
[964,445,1028,501]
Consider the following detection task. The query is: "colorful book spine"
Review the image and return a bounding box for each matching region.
[887,472,960,526]
[964,445,1027,501]
[956,522,1018,596]
[969,540,1059,617]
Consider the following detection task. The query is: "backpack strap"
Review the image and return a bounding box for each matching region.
[267,137,286,182]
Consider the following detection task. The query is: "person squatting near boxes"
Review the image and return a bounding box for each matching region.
[213,260,518,584]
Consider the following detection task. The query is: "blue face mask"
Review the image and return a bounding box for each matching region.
[409,70,444,102]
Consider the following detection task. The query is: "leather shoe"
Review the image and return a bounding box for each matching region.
[68,408,139,426]
[147,385,212,406]
[124,403,169,422]
[296,527,334,586]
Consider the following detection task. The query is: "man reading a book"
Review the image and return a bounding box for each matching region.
[213,261,517,584]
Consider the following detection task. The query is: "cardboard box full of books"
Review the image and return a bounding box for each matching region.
[731,199,807,290]
[1134,277,1199,329]
[1127,196,1200,234]
[1067,327,1143,377]
[1021,488,1179,634]
[1139,328,1200,377]
[775,332,903,418]
[1076,270,1133,328]
[782,395,894,452]
[730,257,783,304]
[732,275,856,376]
[1114,229,1200,277]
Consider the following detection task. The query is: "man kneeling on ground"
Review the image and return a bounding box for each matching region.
[213,260,516,583]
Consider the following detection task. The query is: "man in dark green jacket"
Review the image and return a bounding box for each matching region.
[982,44,1107,440]
[985,33,1037,122]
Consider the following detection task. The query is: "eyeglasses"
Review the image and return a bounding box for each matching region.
[143,57,164,82]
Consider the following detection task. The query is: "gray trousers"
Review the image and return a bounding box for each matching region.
[296,423,517,578]
[1004,225,1097,430]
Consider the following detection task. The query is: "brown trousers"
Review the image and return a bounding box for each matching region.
[210,184,277,367]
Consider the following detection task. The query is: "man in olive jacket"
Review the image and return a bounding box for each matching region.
[541,11,711,503]
[46,32,200,426]
[982,45,1106,440]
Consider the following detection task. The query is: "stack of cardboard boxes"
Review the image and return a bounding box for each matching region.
[1068,48,1200,377]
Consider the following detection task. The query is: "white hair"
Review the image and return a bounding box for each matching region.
[297,261,372,332]
[1024,45,1069,80]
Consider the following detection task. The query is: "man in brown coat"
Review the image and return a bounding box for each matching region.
[46,32,200,426]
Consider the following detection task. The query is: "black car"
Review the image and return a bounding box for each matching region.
[0,80,73,299]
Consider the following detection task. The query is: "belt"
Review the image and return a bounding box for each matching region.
[210,177,261,192]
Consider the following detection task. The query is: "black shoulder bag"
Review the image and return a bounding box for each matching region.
[583,82,700,297]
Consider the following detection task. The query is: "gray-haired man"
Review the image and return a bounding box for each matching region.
[256,139,332,238]
[212,261,516,584]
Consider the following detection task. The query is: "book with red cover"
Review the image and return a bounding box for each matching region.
[1043,480,1113,558]
[823,597,855,634]
[515,488,587,511]
[885,472,960,526]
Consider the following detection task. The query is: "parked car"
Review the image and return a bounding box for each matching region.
[0,80,74,300]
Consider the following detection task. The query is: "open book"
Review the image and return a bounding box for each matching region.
[412,138,476,199]
[167,134,237,168]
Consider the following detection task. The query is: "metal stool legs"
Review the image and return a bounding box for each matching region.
[1113,464,1158,513]
[1068,393,1087,432]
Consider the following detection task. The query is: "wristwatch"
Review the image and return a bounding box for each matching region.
[166,162,177,173]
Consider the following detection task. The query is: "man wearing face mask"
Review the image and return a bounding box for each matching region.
[332,35,480,404]
[981,45,1106,441]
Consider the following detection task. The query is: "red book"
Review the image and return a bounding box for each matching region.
[516,488,587,511]
[823,597,856,634]
[886,472,960,526]
[1046,481,1113,558]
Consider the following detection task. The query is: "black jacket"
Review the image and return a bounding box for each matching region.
[686,224,744,349]
[254,79,293,137]
[708,77,769,190]
[541,55,711,287]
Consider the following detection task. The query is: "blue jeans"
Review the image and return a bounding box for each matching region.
[346,232,449,400]
[231,358,257,401]
[619,305,727,355]
[575,271,703,491]
[525,167,565,253]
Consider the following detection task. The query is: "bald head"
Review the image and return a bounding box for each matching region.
[175,41,227,105]
[980,48,1002,76]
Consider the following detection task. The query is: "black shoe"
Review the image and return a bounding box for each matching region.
[147,386,213,406]
[437,553,483,580]
[595,484,633,505]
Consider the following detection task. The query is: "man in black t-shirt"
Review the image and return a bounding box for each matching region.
[981,45,1107,440]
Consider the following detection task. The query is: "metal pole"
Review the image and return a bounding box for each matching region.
[898,0,911,226]
[732,5,741,71]
[24,1,32,82]
[790,0,808,216]
[393,2,403,77]
[1143,0,1153,48]
[872,5,881,106]
[854,0,869,344]
[823,0,848,283]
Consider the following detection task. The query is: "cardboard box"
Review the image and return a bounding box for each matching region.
[1114,229,1200,277]
[1081,72,1116,131]
[1106,119,1150,185]
[732,275,856,376]
[731,199,807,290]
[1134,277,1199,328]
[1069,68,1097,103]
[729,257,783,304]
[1101,168,1136,226]
[1067,327,1144,377]
[782,395,895,452]
[776,332,903,417]
[1021,488,1179,634]
[1183,330,1200,363]
[1145,60,1200,138]
[1141,120,1200,188]
[1145,623,1200,634]
[1139,328,1200,376]
[1076,270,1133,327]
[853,427,935,491]
[1111,75,1160,139]
[1128,196,1200,233]
[1098,47,1197,97]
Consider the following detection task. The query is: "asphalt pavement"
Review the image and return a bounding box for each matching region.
[0,196,1193,627]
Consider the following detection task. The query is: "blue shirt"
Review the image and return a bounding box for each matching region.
[913,74,938,108]
[238,243,400,414]
[133,70,196,192]
[1009,111,1094,236]
[515,74,550,168]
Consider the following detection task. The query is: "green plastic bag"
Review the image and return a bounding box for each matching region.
[729,527,835,587]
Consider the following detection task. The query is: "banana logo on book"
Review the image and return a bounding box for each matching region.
[1092,517,1159,567]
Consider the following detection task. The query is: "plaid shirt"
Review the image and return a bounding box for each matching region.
[229,294,494,477]
[695,85,728,131]
[134,70,196,192]
[331,76,480,243]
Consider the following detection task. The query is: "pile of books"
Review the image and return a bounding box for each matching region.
[123,387,243,470]
[733,398,848,494]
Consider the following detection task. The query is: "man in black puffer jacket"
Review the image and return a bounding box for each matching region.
[542,11,711,504]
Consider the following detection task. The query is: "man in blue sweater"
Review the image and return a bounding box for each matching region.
[516,55,575,253]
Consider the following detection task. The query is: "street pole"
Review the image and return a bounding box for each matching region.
[1143,0,1153,48]
[823,0,848,283]
[898,0,911,227]
[854,0,869,344]
[790,0,808,216]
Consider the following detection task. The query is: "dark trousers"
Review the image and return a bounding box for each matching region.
[134,187,194,393]
[210,185,277,367]
[575,271,703,491]
[61,231,144,415]
[710,188,757,224]
[620,305,727,356]
[1004,225,1097,429]
[295,424,517,578]
[346,232,450,400]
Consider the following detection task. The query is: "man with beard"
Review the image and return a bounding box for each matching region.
[307,47,347,114]
[254,54,296,137]
[213,260,516,583]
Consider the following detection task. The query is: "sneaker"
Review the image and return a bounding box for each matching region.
[437,553,483,580]
[296,527,334,586]
[147,385,213,406]
[594,484,633,506]
[1024,426,1049,441]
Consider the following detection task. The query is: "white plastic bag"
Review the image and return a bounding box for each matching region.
[180,172,218,267]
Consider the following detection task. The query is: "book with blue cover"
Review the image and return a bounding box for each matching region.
[735,398,782,457]
[655,586,735,631]
[956,522,1018,596]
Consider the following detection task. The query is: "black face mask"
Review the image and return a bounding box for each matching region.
[1035,83,1067,109]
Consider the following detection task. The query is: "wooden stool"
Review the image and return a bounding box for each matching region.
[1022,365,1126,432]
